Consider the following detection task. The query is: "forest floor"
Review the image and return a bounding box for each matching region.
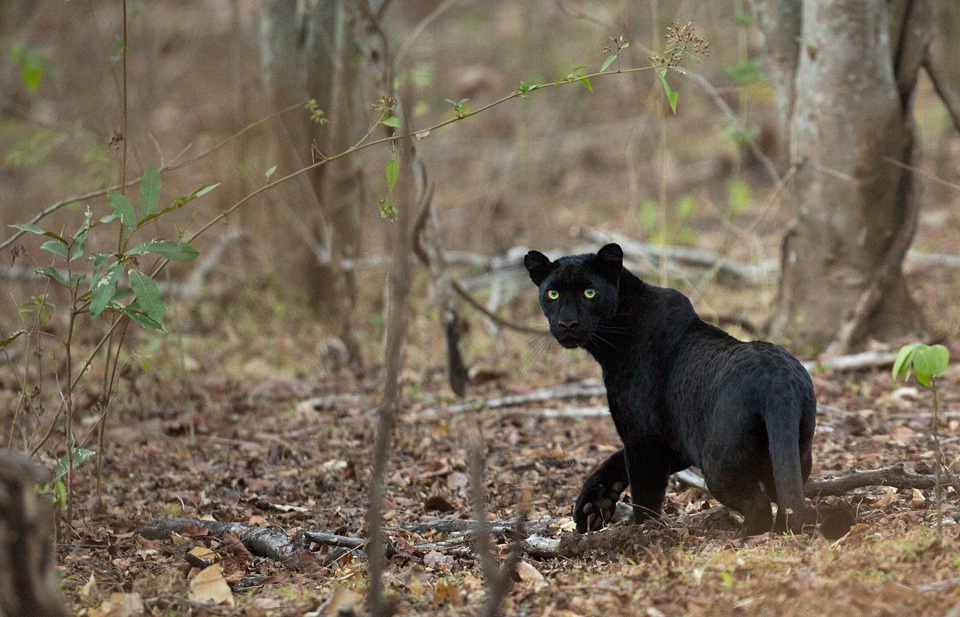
[3,3,960,616]
[46,258,960,617]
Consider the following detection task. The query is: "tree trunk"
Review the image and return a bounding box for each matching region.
[258,0,362,319]
[755,0,937,353]
[0,450,72,617]
[307,0,365,363]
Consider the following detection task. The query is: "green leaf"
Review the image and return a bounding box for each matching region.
[657,68,678,114]
[139,165,161,217]
[136,183,220,228]
[382,116,401,128]
[11,223,45,235]
[915,371,932,388]
[41,266,65,285]
[517,81,537,99]
[929,344,950,377]
[129,271,166,323]
[579,77,593,92]
[127,238,199,262]
[892,343,920,382]
[385,158,399,193]
[40,240,68,259]
[123,302,164,331]
[194,183,219,199]
[600,54,618,72]
[52,480,67,509]
[14,223,70,246]
[0,330,25,350]
[265,165,277,179]
[107,190,137,229]
[90,263,123,318]
[54,448,96,480]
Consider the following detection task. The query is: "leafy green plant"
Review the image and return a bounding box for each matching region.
[892,342,951,544]
[37,448,96,510]
[5,165,215,523]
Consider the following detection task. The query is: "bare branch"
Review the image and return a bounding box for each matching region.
[0,103,302,254]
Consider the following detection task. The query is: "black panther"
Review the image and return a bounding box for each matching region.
[524,243,817,536]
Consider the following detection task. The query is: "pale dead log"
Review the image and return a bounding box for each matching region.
[0,450,71,617]
[800,349,900,372]
[436,380,605,416]
[581,228,778,284]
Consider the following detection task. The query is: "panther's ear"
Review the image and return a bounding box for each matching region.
[524,250,554,286]
[596,243,623,278]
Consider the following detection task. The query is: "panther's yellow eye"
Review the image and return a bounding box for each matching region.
[547,289,559,300]
[584,288,596,299]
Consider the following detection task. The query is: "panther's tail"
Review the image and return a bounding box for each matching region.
[765,391,814,533]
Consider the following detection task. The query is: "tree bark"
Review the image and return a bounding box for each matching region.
[258,0,362,319]
[755,0,937,352]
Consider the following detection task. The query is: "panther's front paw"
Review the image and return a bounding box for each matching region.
[573,476,628,533]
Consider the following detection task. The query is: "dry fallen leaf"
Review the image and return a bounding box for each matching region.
[516,560,548,591]
[89,592,145,617]
[874,487,900,508]
[81,572,97,599]
[188,545,218,562]
[556,518,577,533]
[910,488,926,508]
[188,564,235,608]
[247,515,271,527]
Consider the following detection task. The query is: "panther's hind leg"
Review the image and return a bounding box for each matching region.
[706,467,773,536]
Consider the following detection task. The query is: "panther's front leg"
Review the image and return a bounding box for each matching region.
[574,449,630,533]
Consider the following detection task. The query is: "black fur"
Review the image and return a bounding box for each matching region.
[524,243,816,536]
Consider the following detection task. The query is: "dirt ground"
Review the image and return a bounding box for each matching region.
[37,267,960,617]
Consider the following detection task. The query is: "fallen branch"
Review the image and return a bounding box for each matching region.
[805,463,960,497]
[136,518,301,563]
[428,380,605,416]
[801,349,900,372]
[581,228,778,284]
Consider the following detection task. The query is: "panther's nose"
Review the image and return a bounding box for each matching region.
[557,317,579,330]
